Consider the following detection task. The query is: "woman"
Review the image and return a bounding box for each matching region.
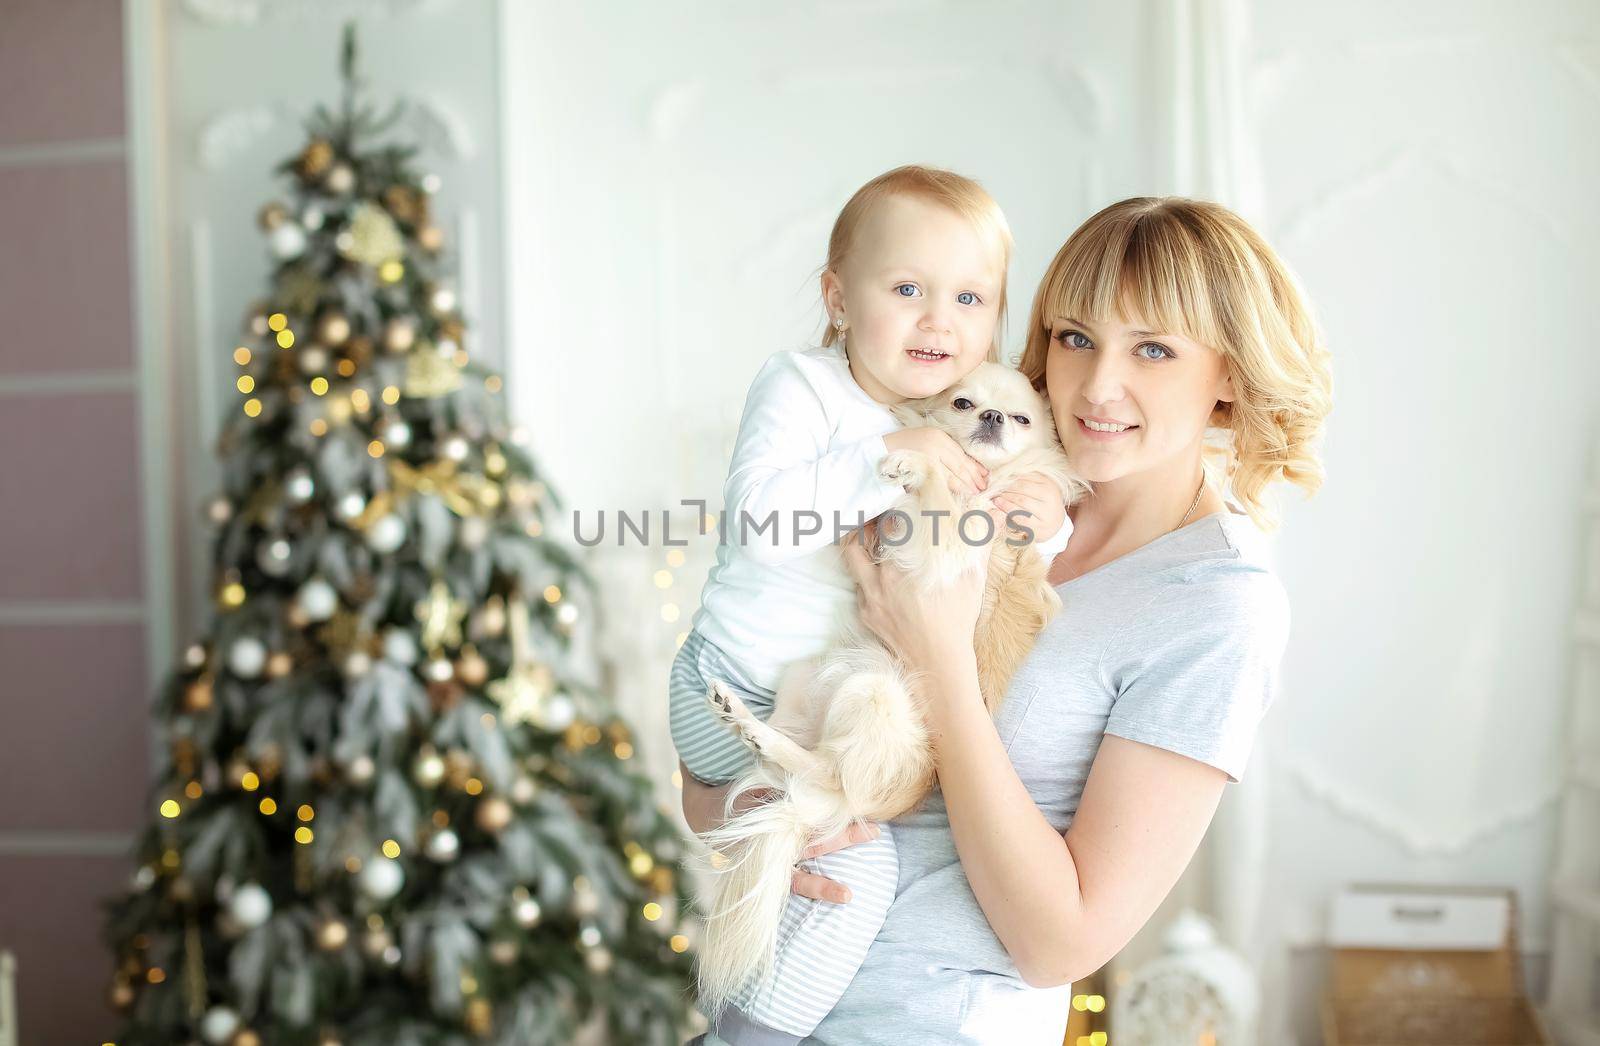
[683,196,1332,1044]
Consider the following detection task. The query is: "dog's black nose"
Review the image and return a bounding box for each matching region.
[980,409,1003,425]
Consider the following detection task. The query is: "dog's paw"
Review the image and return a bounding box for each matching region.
[877,450,923,490]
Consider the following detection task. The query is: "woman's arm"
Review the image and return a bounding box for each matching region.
[840,521,1228,987]
[920,666,1226,986]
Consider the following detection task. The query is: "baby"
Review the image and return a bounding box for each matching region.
[670,165,1070,1044]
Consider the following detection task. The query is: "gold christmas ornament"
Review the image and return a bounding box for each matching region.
[488,937,518,965]
[340,202,404,267]
[474,796,513,834]
[297,138,335,179]
[277,264,323,316]
[266,651,294,678]
[417,224,445,253]
[316,918,350,951]
[389,458,499,518]
[257,201,289,231]
[232,1029,263,1046]
[444,748,475,789]
[382,316,417,353]
[465,996,493,1037]
[456,646,489,687]
[415,579,468,651]
[108,979,136,1011]
[323,162,356,195]
[403,345,463,398]
[382,184,421,224]
[486,598,554,727]
[316,311,351,346]
[183,675,215,712]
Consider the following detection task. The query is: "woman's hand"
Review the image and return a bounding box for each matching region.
[883,427,989,496]
[992,472,1067,545]
[839,516,997,680]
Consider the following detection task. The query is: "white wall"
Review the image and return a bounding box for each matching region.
[1245,0,1600,1039]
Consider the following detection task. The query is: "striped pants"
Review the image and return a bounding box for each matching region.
[670,629,898,1044]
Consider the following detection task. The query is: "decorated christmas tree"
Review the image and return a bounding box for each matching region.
[100,28,696,1046]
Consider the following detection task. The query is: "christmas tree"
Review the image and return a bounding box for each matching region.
[100,28,697,1046]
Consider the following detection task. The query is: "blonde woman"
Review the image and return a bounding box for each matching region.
[684,195,1332,1044]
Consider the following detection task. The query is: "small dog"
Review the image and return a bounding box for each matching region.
[693,362,1089,1014]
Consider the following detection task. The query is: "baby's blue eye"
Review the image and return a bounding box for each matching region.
[957,291,981,306]
[1137,342,1175,360]
[894,283,920,298]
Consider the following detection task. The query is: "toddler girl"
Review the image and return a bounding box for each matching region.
[670,165,1069,1045]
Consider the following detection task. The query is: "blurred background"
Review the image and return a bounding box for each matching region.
[2,1,1599,1044]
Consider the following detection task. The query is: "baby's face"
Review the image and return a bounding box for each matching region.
[828,195,1002,405]
[912,362,1059,468]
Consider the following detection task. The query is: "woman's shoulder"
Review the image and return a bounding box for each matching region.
[1134,510,1289,639]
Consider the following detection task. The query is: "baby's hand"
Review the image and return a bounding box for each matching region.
[882,427,988,496]
[793,822,882,904]
[992,471,1066,545]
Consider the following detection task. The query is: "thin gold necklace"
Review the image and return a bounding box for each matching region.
[1174,472,1206,532]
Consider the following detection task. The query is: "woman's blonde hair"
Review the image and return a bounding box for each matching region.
[1016,197,1333,531]
[820,164,1014,363]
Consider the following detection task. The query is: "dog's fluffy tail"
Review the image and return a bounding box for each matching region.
[693,770,851,1019]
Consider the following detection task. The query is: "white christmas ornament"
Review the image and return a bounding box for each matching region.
[285,467,315,504]
[297,577,338,622]
[227,637,267,679]
[200,1005,240,1044]
[1111,908,1258,1045]
[358,856,405,900]
[257,537,292,577]
[336,491,367,522]
[382,627,418,666]
[459,515,489,550]
[382,419,411,449]
[298,345,329,375]
[425,828,460,863]
[228,882,273,930]
[541,691,576,731]
[301,204,325,231]
[269,221,307,259]
[367,514,407,554]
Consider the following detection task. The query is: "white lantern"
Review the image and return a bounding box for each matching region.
[1111,909,1258,1045]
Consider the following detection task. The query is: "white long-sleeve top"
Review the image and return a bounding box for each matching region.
[690,345,1071,692]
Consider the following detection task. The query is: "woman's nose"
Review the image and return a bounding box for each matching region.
[1080,351,1126,405]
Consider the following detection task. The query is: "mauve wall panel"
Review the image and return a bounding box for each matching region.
[0,623,150,832]
[0,0,125,146]
[0,161,135,375]
[0,854,134,1045]
[0,391,144,600]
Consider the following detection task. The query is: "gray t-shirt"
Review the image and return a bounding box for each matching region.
[803,509,1290,1045]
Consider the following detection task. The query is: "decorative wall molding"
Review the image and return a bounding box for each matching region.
[1276,147,1573,254]
[0,138,125,169]
[181,0,447,25]
[1280,748,1560,857]
[197,95,472,171]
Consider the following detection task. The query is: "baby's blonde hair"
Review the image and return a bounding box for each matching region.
[1017,197,1333,530]
[821,164,1013,363]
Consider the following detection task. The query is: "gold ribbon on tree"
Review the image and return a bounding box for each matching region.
[486,596,554,727]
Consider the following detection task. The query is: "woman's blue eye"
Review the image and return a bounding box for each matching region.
[957,291,981,306]
[1137,342,1175,361]
[894,283,920,298]
[1055,330,1091,350]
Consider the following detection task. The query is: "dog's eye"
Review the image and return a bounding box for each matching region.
[1011,415,1031,427]
[952,398,973,410]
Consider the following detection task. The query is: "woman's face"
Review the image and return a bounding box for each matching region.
[1043,312,1234,485]
[822,195,1002,405]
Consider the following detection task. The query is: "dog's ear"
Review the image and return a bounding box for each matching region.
[889,401,928,427]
